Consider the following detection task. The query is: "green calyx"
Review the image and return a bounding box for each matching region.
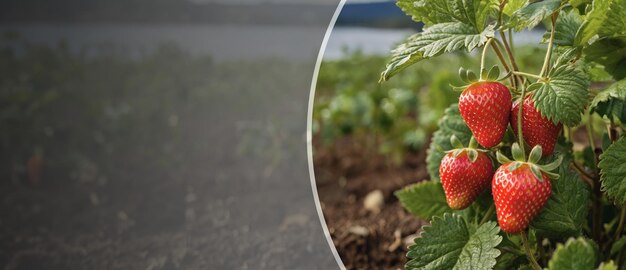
[452,65,511,91]
[446,135,487,163]
[496,143,563,182]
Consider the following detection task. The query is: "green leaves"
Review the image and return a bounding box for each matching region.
[575,0,626,46]
[530,63,590,126]
[584,36,626,80]
[543,9,582,46]
[507,0,562,31]
[531,168,590,239]
[396,0,497,31]
[590,78,626,123]
[426,104,472,181]
[599,136,626,204]
[380,23,495,81]
[547,237,598,270]
[395,181,452,220]
[406,214,502,270]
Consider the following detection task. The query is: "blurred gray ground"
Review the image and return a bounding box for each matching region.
[0,1,339,269]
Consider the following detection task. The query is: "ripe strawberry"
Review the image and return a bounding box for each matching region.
[492,144,561,234]
[440,150,493,209]
[511,96,562,156]
[459,81,512,148]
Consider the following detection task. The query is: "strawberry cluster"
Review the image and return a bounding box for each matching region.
[441,67,563,234]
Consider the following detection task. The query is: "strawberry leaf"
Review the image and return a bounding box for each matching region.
[531,168,590,240]
[502,0,528,17]
[599,136,626,204]
[598,261,618,270]
[427,104,472,181]
[380,22,495,81]
[395,181,452,220]
[590,79,626,123]
[531,63,590,126]
[406,213,502,270]
[542,9,582,46]
[584,36,626,80]
[396,0,498,31]
[575,0,626,46]
[507,0,562,31]
[547,237,598,270]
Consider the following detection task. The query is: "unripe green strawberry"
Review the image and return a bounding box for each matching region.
[459,81,512,148]
[440,150,493,210]
[511,96,562,156]
[492,144,561,234]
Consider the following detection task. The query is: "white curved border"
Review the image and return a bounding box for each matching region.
[306,0,347,269]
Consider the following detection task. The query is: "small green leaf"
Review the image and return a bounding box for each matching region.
[547,237,597,270]
[396,181,452,220]
[528,145,543,164]
[531,63,590,126]
[497,151,513,165]
[610,236,626,257]
[532,168,591,239]
[427,104,473,180]
[590,78,626,123]
[503,0,528,17]
[599,136,626,204]
[380,22,495,81]
[508,0,562,31]
[598,261,618,270]
[406,214,502,270]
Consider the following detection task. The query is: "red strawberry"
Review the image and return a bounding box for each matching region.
[511,96,562,156]
[440,149,494,210]
[492,144,561,234]
[459,81,512,148]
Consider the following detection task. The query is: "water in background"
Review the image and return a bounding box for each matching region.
[0,24,545,61]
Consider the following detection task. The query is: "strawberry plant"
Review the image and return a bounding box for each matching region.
[383,0,626,269]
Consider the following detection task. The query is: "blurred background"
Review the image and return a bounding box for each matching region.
[0,0,340,269]
[312,0,546,269]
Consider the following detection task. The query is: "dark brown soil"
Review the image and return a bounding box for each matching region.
[313,135,429,270]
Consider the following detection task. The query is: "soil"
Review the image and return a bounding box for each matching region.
[313,135,429,270]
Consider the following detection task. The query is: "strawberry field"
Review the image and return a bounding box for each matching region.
[313,0,626,269]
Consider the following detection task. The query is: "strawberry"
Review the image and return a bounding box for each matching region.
[439,136,494,210]
[459,81,512,148]
[492,144,561,234]
[511,96,562,156]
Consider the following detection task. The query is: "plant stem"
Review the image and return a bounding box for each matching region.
[521,231,541,270]
[614,202,626,242]
[540,13,558,78]
[517,83,527,155]
[490,43,516,86]
[480,38,494,73]
[497,32,521,88]
[512,71,543,80]
[571,161,594,187]
[480,204,496,225]
[586,113,599,175]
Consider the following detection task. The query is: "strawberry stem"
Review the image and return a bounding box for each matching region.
[614,202,626,243]
[517,84,527,156]
[521,231,541,270]
[480,38,494,79]
[540,12,559,78]
[512,71,543,81]
[479,204,495,225]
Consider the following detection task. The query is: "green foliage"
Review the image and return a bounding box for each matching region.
[530,63,590,126]
[576,0,626,46]
[598,261,618,270]
[531,167,591,239]
[507,0,562,31]
[584,36,626,80]
[395,181,452,220]
[543,9,583,46]
[547,238,598,270]
[590,78,626,123]
[599,136,626,204]
[380,22,495,81]
[426,104,472,181]
[396,0,497,30]
[406,213,502,270]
